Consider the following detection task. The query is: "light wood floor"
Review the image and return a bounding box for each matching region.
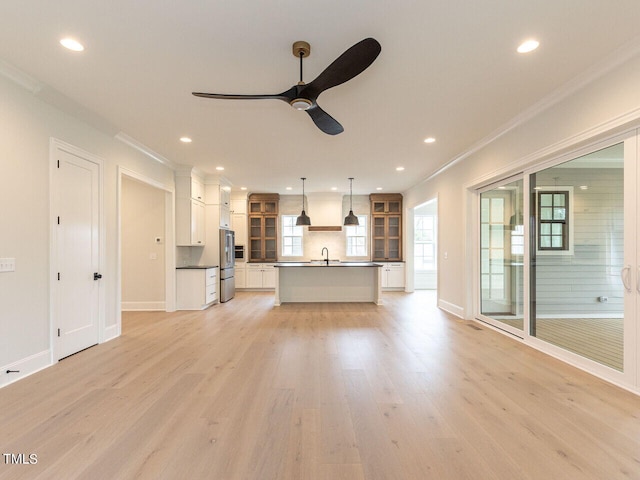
[495,316,623,370]
[1,291,639,479]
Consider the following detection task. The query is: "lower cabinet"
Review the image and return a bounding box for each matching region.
[380,262,405,290]
[176,267,218,310]
[235,262,246,289]
[246,263,276,289]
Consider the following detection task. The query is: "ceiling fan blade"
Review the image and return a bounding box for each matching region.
[306,105,344,135]
[192,87,297,102]
[303,38,381,98]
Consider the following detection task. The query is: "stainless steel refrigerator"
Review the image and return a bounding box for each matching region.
[219,229,235,302]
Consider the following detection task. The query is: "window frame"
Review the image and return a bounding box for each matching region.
[535,186,574,256]
[281,214,304,257]
[345,215,368,257]
[414,214,437,271]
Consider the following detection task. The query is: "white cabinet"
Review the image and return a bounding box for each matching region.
[191,177,204,202]
[246,263,276,289]
[205,183,231,229]
[220,205,231,229]
[176,267,218,309]
[380,262,405,290]
[176,169,205,246]
[231,212,247,246]
[220,187,231,209]
[235,262,246,289]
[231,197,247,214]
[177,198,205,246]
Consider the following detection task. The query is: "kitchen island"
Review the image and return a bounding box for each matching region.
[274,262,382,305]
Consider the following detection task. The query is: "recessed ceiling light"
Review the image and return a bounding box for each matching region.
[180,137,192,143]
[60,37,84,52]
[517,39,539,54]
[376,187,383,191]
[396,167,405,171]
[216,166,224,171]
[331,187,338,191]
[240,187,247,191]
[286,187,292,191]
[424,137,436,144]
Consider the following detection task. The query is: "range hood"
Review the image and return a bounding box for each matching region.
[306,192,343,231]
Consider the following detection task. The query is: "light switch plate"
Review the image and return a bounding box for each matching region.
[0,258,16,272]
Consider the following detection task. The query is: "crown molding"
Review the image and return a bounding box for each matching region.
[115,132,176,169]
[0,58,42,93]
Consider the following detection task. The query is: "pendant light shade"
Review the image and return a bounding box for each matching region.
[344,177,359,226]
[296,177,311,226]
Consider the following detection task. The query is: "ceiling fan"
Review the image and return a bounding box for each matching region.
[192,37,381,135]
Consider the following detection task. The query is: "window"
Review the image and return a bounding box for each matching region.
[536,187,573,254]
[282,215,303,256]
[414,215,436,270]
[345,215,367,256]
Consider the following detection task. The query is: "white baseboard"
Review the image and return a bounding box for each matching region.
[103,323,119,342]
[0,350,52,389]
[121,301,166,311]
[438,298,464,319]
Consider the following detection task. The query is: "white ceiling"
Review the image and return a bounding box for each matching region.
[2,1,640,195]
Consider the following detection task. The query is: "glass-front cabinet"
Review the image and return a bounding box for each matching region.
[370,194,403,261]
[248,193,279,262]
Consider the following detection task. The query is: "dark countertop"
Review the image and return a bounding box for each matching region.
[176,265,219,269]
[274,262,382,268]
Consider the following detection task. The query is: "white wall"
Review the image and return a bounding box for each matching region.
[121,177,166,310]
[404,49,640,318]
[0,71,175,385]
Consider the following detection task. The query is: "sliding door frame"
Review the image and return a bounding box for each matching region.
[471,129,638,392]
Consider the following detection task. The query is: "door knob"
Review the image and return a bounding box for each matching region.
[94,272,103,281]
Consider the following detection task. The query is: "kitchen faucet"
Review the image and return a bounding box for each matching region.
[321,247,329,265]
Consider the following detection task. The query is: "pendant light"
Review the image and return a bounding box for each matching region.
[296,177,311,226]
[344,177,359,226]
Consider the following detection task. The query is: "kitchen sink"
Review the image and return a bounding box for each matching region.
[309,259,341,265]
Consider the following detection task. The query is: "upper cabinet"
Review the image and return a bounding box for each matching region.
[249,196,278,215]
[370,193,403,261]
[204,181,231,229]
[191,176,204,202]
[176,168,206,246]
[248,193,279,262]
[371,196,402,214]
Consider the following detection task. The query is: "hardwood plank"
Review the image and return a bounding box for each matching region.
[0,291,638,480]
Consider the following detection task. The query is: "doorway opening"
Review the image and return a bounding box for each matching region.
[117,168,176,336]
[414,198,437,290]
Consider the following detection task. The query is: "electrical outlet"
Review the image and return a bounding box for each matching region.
[598,296,608,303]
[0,258,16,272]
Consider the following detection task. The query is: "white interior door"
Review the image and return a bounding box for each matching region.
[54,146,101,359]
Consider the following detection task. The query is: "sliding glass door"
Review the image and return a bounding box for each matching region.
[479,178,525,336]
[476,132,640,388]
[530,143,626,371]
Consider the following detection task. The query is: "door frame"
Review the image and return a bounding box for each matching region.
[49,138,105,363]
[116,166,176,336]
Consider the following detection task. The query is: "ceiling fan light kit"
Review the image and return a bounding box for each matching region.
[193,38,381,135]
[290,98,312,110]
